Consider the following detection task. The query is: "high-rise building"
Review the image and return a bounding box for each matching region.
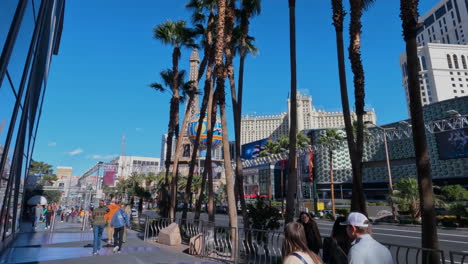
[240,92,377,145]
[400,43,468,110]
[416,0,468,46]
[400,0,468,110]
[115,156,161,179]
[0,0,65,241]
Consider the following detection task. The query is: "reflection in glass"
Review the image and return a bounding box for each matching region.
[7,0,35,92]
[0,0,19,53]
[0,80,17,156]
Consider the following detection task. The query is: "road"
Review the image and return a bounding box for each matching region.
[143,210,468,263]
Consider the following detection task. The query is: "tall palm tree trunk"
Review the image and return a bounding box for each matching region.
[169,95,195,221]
[329,149,336,216]
[348,0,367,215]
[206,86,217,222]
[400,1,440,262]
[195,79,216,221]
[185,13,216,222]
[224,0,249,229]
[285,0,298,225]
[331,0,360,212]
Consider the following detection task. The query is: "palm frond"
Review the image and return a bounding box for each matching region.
[149,82,165,92]
[362,0,376,11]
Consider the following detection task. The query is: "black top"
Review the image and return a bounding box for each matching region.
[299,219,322,254]
[322,237,348,264]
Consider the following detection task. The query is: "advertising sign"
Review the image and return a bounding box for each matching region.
[241,138,269,160]
[435,128,468,160]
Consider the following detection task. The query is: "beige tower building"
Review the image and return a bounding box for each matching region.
[241,92,377,145]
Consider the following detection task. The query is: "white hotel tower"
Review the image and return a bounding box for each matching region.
[240,92,376,145]
[399,0,468,112]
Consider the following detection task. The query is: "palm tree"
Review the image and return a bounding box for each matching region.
[331,0,360,214]
[347,0,375,215]
[319,129,344,217]
[213,0,238,232]
[145,172,157,192]
[399,0,440,261]
[285,0,298,225]
[153,20,196,217]
[168,79,198,221]
[231,0,261,229]
[185,0,219,222]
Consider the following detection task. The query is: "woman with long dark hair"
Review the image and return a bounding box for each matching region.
[283,222,322,264]
[322,216,351,264]
[297,212,322,254]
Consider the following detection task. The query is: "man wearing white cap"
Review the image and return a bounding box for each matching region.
[341,212,394,264]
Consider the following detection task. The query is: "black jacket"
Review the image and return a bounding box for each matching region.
[322,237,348,264]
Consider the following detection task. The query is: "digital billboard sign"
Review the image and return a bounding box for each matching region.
[435,128,468,160]
[241,138,269,160]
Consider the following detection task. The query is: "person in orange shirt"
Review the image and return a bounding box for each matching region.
[105,199,120,246]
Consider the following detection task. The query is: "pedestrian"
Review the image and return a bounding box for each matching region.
[322,216,351,264]
[341,212,393,264]
[78,207,85,223]
[105,199,120,246]
[91,200,109,255]
[297,212,322,254]
[65,206,71,222]
[56,206,63,223]
[33,203,43,229]
[45,205,53,229]
[110,201,130,253]
[283,222,322,264]
[122,204,132,243]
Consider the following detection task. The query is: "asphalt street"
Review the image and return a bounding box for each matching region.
[143,211,468,263]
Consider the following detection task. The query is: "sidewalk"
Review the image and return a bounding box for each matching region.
[1,222,220,264]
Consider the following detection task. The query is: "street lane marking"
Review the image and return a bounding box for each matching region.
[317,227,468,244]
[316,222,468,238]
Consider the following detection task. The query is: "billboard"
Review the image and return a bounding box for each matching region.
[241,138,269,160]
[103,166,116,186]
[435,128,468,160]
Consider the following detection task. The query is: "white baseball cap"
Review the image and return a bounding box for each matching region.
[340,212,369,227]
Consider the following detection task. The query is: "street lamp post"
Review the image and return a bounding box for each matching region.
[366,121,398,222]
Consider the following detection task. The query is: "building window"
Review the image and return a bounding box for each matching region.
[450,71,453,75]
[460,84,463,87]
[447,54,453,68]
[452,83,456,87]
[463,55,468,69]
[454,55,459,69]
[451,77,455,81]
[421,56,427,70]
[458,72,461,75]
[460,78,463,81]
[454,90,457,93]
[462,90,465,93]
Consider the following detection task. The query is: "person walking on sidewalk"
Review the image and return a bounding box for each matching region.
[341,212,394,264]
[105,199,120,246]
[110,201,130,254]
[91,200,109,255]
[33,204,43,229]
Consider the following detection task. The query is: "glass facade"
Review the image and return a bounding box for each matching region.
[0,0,65,246]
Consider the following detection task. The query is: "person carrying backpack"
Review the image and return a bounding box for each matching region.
[110,201,130,253]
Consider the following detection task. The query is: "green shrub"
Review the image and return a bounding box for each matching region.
[336,208,350,216]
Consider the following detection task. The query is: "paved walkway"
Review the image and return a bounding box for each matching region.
[1,221,220,264]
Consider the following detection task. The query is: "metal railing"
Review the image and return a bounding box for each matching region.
[383,242,446,264]
[142,216,466,264]
[450,251,468,264]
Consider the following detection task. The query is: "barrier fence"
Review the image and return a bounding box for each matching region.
[142,216,466,264]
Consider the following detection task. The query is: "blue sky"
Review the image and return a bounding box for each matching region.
[33,0,440,176]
